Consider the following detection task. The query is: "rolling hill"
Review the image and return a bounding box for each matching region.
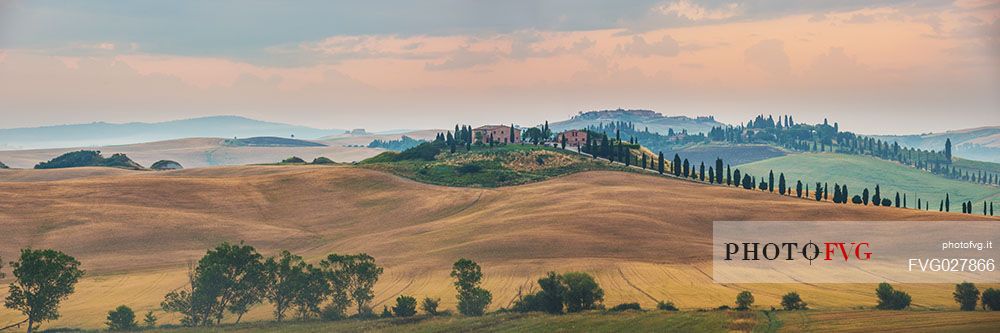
[738,153,1000,206]
[0,131,441,169]
[548,109,724,135]
[0,116,346,150]
[1,165,995,329]
[871,126,1000,163]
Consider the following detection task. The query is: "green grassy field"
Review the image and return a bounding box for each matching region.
[738,153,1000,207]
[124,309,1000,333]
[359,144,627,187]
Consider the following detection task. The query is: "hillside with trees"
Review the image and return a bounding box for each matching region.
[33,150,144,170]
[548,109,724,136]
[871,126,1000,163]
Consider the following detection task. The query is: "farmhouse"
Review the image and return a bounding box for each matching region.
[556,130,588,147]
[473,125,521,144]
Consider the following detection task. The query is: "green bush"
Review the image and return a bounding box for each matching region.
[953,282,979,311]
[608,303,642,312]
[875,282,911,310]
[421,297,440,315]
[281,156,306,164]
[392,295,417,317]
[735,291,754,310]
[781,292,808,310]
[562,272,604,313]
[456,163,483,174]
[380,306,392,318]
[106,305,138,331]
[982,288,1000,310]
[656,301,678,311]
[311,157,335,164]
[35,150,143,170]
[396,142,442,161]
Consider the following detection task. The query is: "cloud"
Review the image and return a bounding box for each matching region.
[654,0,742,21]
[617,35,681,57]
[744,39,790,76]
[424,47,501,71]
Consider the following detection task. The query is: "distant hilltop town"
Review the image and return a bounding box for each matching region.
[571,109,715,122]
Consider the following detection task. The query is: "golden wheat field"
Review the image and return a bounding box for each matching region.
[0,166,998,329]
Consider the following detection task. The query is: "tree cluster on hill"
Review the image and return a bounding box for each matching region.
[586,121,706,153]
[708,115,998,187]
[512,271,604,314]
[367,135,425,151]
[160,242,384,325]
[34,150,144,170]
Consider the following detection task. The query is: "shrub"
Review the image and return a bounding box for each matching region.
[281,156,306,164]
[716,305,731,310]
[656,301,679,311]
[982,288,1000,311]
[608,303,642,312]
[953,282,979,311]
[421,297,440,315]
[106,305,138,331]
[512,293,543,313]
[380,306,392,318]
[397,142,442,161]
[851,195,863,204]
[35,150,143,170]
[392,295,417,317]
[562,272,604,313]
[143,311,157,328]
[781,292,808,310]
[881,198,892,206]
[311,157,335,164]
[735,291,754,310]
[875,282,911,310]
[456,163,483,174]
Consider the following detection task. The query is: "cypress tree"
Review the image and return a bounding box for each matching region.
[796,180,803,198]
[778,173,786,195]
[641,154,647,169]
[862,188,870,205]
[895,192,901,208]
[940,200,944,211]
[823,182,828,200]
[815,182,823,201]
[509,124,516,143]
[833,184,842,203]
[726,165,732,185]
[945,193,950,212]
[733,169,742,187]
[657,152,664,175]
[715,158,724,184]
[673,154,682,176]
[991,202,994,216]
[708,167,715,183]
[683,159,690,178]
[768,170,775,192]
[699,162,705,181]
[903,193,907,208]
[842,185,848,203]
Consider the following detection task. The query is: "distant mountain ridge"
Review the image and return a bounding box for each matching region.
[548,109,725,135]
[871,126,1000,163]
[0,116,345,150]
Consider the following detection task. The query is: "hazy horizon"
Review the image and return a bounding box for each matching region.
[1,1,998,135]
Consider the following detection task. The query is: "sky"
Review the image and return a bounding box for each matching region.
[0,0,997,134]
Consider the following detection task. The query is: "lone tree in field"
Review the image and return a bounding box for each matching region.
[4,249,85,333]
[562,272,604,313]
[451,258,492,316]
[735,291,754,310]
[781,292,807,310]
[106,305,138,331]
[322,253,383,316]
[392,295,417,317]
[953,282,979,311]
[982,288,1000,311]
[875,282,911,310]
